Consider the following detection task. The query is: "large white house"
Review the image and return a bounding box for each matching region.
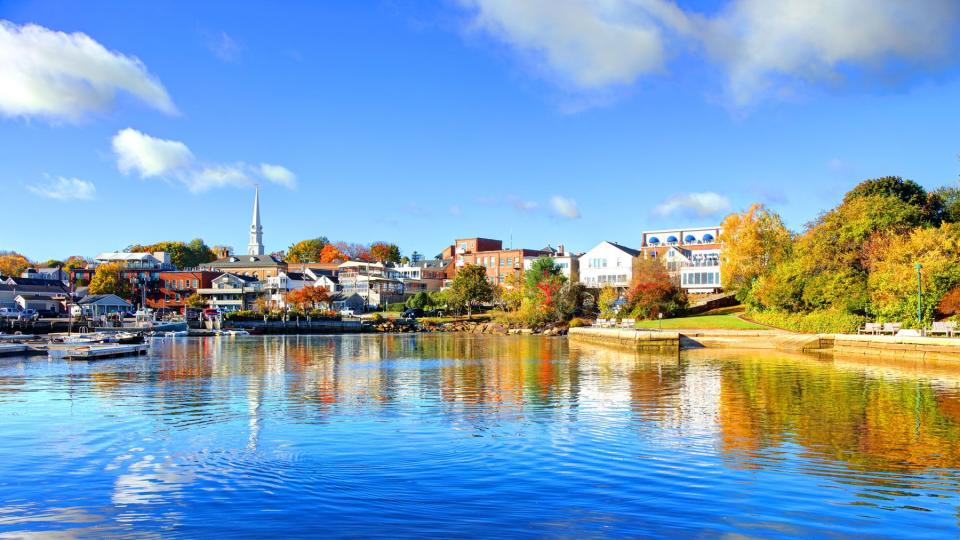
[577,241,641,288]
[640,226,723,294]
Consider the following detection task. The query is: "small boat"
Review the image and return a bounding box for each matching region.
[164,330,189,337]
[114,332,145,344]
[224,330,250,337]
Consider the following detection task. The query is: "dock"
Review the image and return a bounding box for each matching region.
[0,344,29,357]
[46,343,150,361]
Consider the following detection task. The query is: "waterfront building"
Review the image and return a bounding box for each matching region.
[199,254,287,281]
[70,252,175,308]
[197,273,263,312]
[76,294,133,317]
[337,262,405,310]
[388,259,450,292]
[448,237,549,286]
[578,241,641,288]
[640,226,722,295]
[265,271,312,309]
[21,267,70,285]
[0,277,70,314]
[147,270,221,311]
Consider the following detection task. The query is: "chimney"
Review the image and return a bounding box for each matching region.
[558,244,565,255]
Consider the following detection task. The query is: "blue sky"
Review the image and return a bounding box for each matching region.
[2,0,959,261]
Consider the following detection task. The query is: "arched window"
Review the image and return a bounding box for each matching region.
[684,235,696,243]
[648,236,660,245]
[702,233,714,242]
[667,236,678,244]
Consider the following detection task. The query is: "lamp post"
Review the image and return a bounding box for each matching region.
[915,263,923,329]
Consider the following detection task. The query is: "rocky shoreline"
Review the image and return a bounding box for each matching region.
[369,319,569,336]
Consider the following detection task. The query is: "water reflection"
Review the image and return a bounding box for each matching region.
[0,335,959,537]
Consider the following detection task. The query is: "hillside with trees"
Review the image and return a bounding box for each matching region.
[723,176,960,332]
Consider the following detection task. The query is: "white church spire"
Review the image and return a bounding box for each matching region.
[247,185,264,256]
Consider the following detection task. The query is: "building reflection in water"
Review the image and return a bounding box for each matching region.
[7,335,960,497]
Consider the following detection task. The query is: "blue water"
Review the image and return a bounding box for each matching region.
[1,335,960,538]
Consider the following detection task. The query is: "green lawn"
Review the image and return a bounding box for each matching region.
[633,313,769,330]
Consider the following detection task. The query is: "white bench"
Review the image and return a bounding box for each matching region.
[929,321,957,337]
[858,322,882,335]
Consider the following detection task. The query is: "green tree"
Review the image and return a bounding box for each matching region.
[405,291,434,310]
[88,263,130,297]
[933,185,960,223]
[448,264,493,315]
[286,237,329,263]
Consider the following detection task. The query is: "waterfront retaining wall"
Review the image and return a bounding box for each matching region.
[833,334,960,361]
[567,327,679,352]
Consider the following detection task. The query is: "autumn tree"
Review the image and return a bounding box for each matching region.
[63,256,88,270]
[286,237,329,263]
[626,258,686,319]
[720,204,792,296]
[127,239,216,268]
[866,223,960,326]
[0,252,31,277]
[319,244,347,263]
[88,263,129,297]
[335,242,372,262]
[448,264,493,315]
[185,293,207,309]
[369,242,401,264]
[597,285,619,318]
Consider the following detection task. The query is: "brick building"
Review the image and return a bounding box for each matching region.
[448,237,549,286]
[147,270,221,310]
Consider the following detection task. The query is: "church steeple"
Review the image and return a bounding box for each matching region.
[247,185,264,256]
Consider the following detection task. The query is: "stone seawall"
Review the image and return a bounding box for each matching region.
[834,334,960,361]
[567,327,680,352]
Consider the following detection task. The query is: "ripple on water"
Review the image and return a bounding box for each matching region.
[0,336,960,537]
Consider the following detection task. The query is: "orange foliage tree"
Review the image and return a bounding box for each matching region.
[626,258,685,319]
[0,252,31,277]
[319,244,347,263]
[369,242,401,264]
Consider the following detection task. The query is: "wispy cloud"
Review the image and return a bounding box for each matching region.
[207,31,242,62]
[654,192,730,218]
[550,195,581,219]
[111,128,297,193]
[0,20,176,121]
[508,196,539,212]
[27,176,96,200]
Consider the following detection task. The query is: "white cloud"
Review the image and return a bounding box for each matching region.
[654,192,730,217]
[462,0,682,88]
[459,0,960,105]
[550,195,581,219]
[699,0,960,103]
[0,20,176,121]
[111,128,296,193]
[258,163,297,189]
[208,31,242,62]
[112,128,194,177]
[27,176,95,200]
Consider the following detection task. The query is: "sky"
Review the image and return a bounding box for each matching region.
[2,0,960,261]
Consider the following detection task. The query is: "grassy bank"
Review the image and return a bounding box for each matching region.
[633,312,769,330]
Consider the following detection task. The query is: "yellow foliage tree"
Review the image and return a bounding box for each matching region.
[88,263,129,297]
[0,253,31,277]
[720,204,792,293]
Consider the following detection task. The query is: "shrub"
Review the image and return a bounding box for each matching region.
[385,302,406,312]
[746,309,867,334]
[938,286,960,317]
[568,317,590,328]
